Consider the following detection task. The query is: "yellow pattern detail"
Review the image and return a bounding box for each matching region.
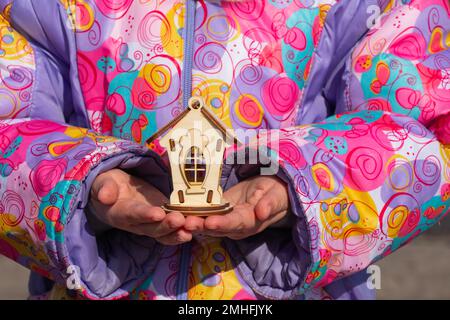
[188,237,248,300]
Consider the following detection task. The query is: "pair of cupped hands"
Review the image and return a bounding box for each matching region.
[89,169,290,245]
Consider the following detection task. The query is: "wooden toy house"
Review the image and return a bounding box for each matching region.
[146,97,238,216]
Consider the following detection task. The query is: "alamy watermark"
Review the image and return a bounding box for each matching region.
[163,121,280,176]
[66,265,82,291]
[366,265,382,290]
[366,5,382,29]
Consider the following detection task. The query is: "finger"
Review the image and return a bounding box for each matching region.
[184,215,205,232]
[91,176,120,206]
[133,211,185,238]
[223,180,249,205]
[156,229,193,246]
[204,206,251,233]
[124,204,166,224]
[164,211,186,229]
[251,210,288,235]
[95,202,163,228]
[204,209,287,240]
[103,200,165,225]
[247,188,265,206]
[254,186,288,221]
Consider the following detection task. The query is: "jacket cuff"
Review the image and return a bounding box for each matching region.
[67,152,171,299]
[33,144,171,299]
[220,149,311,299]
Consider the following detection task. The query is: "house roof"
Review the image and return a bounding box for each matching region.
[146,97,240,146]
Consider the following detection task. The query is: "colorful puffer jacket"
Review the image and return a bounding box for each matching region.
[0,0,448,300]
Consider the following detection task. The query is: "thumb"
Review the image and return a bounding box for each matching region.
[91,174,120,206]
[254,184,288,221]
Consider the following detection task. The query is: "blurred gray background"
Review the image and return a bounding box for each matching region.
[1,217,449,300]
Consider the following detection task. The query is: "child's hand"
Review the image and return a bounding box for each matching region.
[89,169,203,245]
[202,176,290,240]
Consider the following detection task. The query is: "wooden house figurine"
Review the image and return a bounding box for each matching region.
[146,97,238,216]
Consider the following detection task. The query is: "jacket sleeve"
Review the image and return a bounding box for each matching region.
[0,1,170,299]
[223,0,449,298]
[255,111,448,293]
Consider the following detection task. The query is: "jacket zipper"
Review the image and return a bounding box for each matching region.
[176,0,197,300]
[182,0,197,108]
